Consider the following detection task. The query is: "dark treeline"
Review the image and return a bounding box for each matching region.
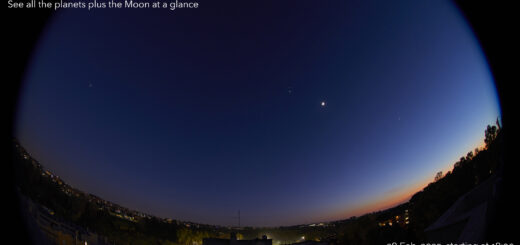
[332,122,503,244]
[12,123,503,245]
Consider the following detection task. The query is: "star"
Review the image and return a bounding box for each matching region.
[321,101,326,107]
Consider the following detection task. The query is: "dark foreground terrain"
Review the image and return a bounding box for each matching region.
[12,124,505,245]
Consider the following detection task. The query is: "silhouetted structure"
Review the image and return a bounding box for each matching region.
[289,241,331,245]
[19,191,110,245]
[203,233,272,245]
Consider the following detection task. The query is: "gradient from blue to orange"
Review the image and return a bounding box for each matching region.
[15,0,500,226]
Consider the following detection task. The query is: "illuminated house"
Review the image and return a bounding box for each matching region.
[377,209,410,227]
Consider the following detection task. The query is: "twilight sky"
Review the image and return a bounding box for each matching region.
[15,0,500,227]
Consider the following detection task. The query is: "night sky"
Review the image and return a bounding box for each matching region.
[15,0,500,226]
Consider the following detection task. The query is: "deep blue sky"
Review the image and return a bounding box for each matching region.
[16,0,500,226]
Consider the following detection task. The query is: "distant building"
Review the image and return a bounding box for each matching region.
[377,208,410,227]
[287,235,337,245]
[203,233,272,245]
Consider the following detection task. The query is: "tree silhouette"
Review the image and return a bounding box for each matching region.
[484,125,498,148]
[466,151,473,160]
[434,171,443,182]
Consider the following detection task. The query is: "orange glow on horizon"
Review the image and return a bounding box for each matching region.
[328,135,488,222]
[322,177,430,222]
[347,177,430,217]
